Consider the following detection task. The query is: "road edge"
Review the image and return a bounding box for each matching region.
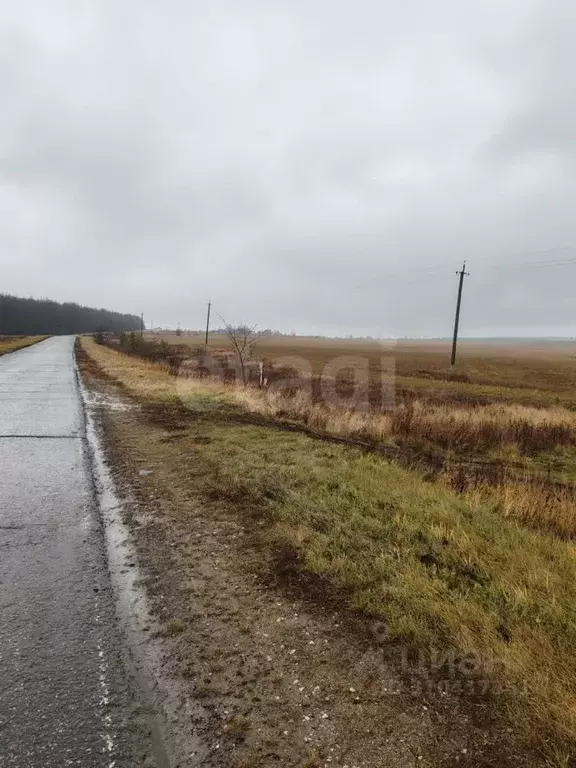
[73,339,188,768]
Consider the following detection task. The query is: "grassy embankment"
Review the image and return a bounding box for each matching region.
[82,336,576,763]
[0,335,48,356]
[125,332,576,537]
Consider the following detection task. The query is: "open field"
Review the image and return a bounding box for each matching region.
[81,336,576,764]
[0,335,48,356]
[124,332,576,494]
[148,331,576,399]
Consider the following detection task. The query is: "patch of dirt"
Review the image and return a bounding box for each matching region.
[79,353,545,768]
[141,400,196,431]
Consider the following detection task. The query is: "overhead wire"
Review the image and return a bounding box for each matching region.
[350,245,576,290]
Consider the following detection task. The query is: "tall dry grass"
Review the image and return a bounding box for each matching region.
[80,335,576,761]
[98,334,576,456]
[235,386,576,537]
[391,400,576,454]
[233,385,576,456]
[469,481,576,540]
[84,338,576,537]
[86,336,576,456]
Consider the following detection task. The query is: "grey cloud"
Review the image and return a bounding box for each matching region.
[1,0,576,336]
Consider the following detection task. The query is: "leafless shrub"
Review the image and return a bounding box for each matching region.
[222,320,259,385]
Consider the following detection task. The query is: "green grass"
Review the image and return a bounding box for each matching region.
[90,337,576,535]
[184,396,576,754]
[82,338,576,759]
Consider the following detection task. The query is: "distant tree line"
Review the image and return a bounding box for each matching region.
[0,294,142,335]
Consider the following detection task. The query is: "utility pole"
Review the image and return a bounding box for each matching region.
[140,312,144,338]
[205,299,212,347]
[451,262,469,368]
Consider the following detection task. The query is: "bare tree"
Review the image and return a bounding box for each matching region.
[222,320,258,385]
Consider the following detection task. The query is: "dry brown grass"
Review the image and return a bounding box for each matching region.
[92,336,576,459]
[92,339,576,452]
[221,380,576,458]
[0,335,48,355]
[392,400,576,454]
[85,338,576,537]
[150,331,576,396]
[80,336,576,763]
[470,481,576,541]
[234,385,576,537]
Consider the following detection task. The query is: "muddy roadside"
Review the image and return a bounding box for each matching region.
[77,343,542,768]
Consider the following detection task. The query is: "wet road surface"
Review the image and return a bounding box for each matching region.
[0,337,153,766]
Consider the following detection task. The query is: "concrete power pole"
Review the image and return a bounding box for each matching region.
[205,299,212,348]
[451,262,470,368]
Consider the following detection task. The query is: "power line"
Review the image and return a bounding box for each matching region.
[349,254,576,292]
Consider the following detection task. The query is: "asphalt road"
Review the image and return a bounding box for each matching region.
[0,337,153,767]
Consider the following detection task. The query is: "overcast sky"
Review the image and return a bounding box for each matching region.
[1,0,576,337]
